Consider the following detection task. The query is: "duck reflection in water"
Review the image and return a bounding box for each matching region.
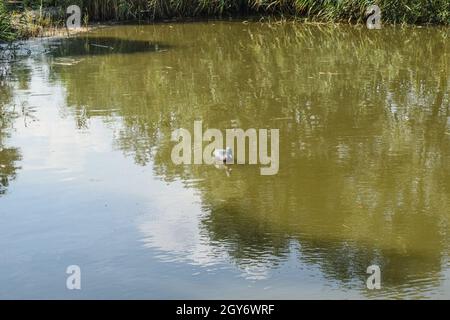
[214,147,233,177]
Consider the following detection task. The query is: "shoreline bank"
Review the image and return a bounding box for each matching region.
[1,0,449,42]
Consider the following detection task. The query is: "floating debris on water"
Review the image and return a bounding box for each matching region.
[90,43,114,50]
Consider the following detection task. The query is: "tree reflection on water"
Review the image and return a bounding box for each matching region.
[36,23,450,297]
[0,67,21,196]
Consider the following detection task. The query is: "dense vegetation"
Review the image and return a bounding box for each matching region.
[0,1,15,41]
[67,0,450,24]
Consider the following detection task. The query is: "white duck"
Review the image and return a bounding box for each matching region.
[214,147,233,164]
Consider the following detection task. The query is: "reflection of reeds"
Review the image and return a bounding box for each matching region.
[6,21,450,295]
[51,23,449,174]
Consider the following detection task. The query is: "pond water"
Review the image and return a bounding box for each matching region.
[0,21,449,299]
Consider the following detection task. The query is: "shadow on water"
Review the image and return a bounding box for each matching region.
[201,197,445,298]
[46,36,172,58]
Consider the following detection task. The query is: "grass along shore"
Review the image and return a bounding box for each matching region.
[0,0,449,42]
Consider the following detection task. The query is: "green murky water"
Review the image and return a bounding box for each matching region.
[0,22,449,299]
